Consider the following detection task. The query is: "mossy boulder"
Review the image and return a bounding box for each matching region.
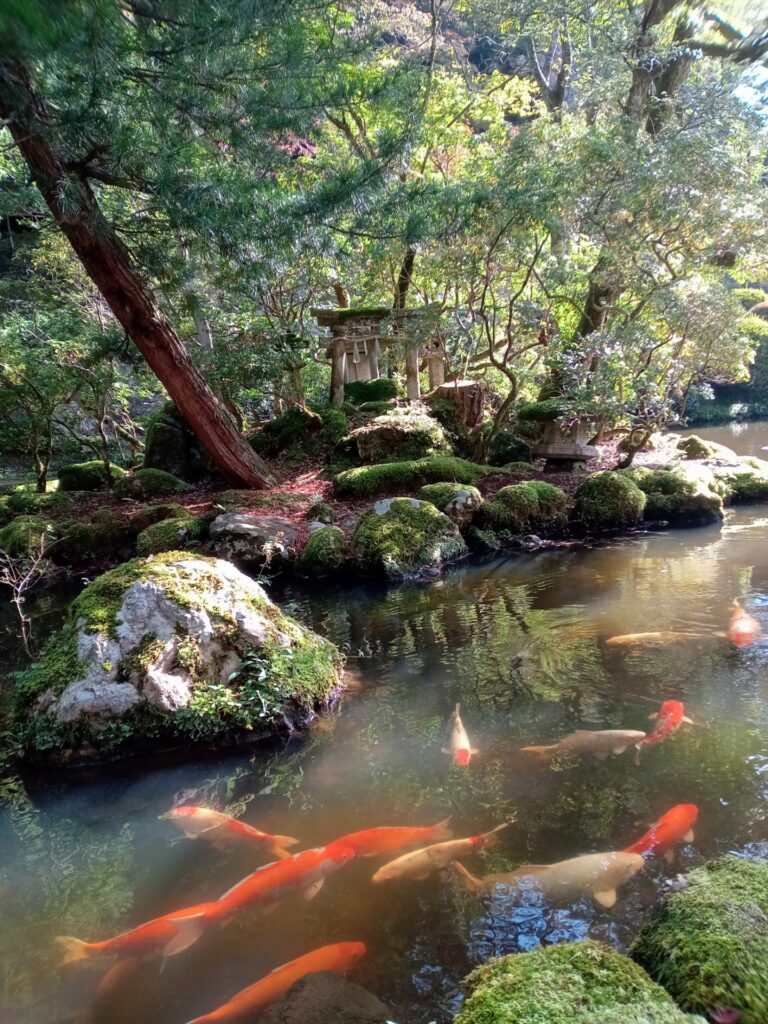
[621,466,724,527]
[352,497,467,578]
[457,940,703,1024]
[477,481,567,535]
[676,434,738,461]
[710,456,768,503]
[136,516,205,556]
[58,461,126,492]
[572,472,646,531]
[209,513,301,566]
[306,502,334,525]
[250,407,323,457]
[633,856,768,1024]
[0,515,56,557]
[334,455,489,499]
[349,407,450,463]
[143,403,212,482]
[53,509,134,566]
[113,468,189,500]
[344,378,399,405]
[211,490,308,514]
[298,526,347,576]
[128,503,189,534]
[357,400,394,414]
[317,405,349,443]
[3,486,73,519]
[488,429,533,468]
[417,482,482,511]
[13,553,343,760]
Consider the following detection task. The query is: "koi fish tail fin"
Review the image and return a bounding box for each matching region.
[479,823,510,848]
[271,835,300,859]
[453,862,482,893]
[433,816,453,841]
[520,744,555,760]
[163,913,209,957]
[55,936,92,967]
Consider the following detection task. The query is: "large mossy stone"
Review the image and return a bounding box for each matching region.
[53,509,134,566]
[632,856,768,1024]
[476,481,567,535]
[209,512,302,566]
[488,428,533,468]
[298,526,347,576]
[344,378,399,405]
[0,515,56,557]
[457,940,704,1024]
[676,434,738,461]
[621,466,724,526]
[352,497,467,578]
[13,552,343,761]
[143,403,212,482]
[710,456,768,503]
[58,461,125,492]
[113,468,189,500]
[334,455,489,499]
[417,482,483,528]
[349,407,450,463]
[250,407,324,457]
[135,516,205,556]
[572,471,646,531]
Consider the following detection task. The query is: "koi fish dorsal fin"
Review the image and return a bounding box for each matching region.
[593,888,617,908]
[433,817,453,840]
[683,829,695,842]
[162,915,207,957]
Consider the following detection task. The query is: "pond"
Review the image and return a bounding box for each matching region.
[2,468,768,1022]
[678,418,768,458]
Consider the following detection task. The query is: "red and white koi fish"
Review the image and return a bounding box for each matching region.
[165,843,355,949]
[163,806,299,859]
[442,704,478,766]
[185,941,366,1024]
[623,803,699,862]
[639,700,693,748]
[55,899,220,966]
[372,824,508,883]
[333,818,452,857]
[728,600,761,648]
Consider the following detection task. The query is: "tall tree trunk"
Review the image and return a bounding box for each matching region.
[0,62,275,489]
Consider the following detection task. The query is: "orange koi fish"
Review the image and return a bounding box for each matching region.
[166,843,355,948]
[623,803,699,862]
[333,818,452,857]
[442,704,478,766]
[56,899,220,966]
[605,631,709,646]
[185,941,366,1024]
[728,600,761,648]
[639,700,692,748]
[164,806,299,859]
[372,824,508,883]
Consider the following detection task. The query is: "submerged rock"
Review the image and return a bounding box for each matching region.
[258,972,391,1024]
[457,940,704,1024]
[632,856,768,1024]
[14,552,342,761]
[352,497,467,578]
[209,513,301,566]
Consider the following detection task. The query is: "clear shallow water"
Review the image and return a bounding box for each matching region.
[678,418,768,457]
[2,514,768,1021]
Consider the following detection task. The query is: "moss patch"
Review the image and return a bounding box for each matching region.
[298,526,347,576]
[352,497,467,578]
[676,435,738,461]
[250,407,323,457]
[136,516,205,556]
[621,466,724,526]
[349,407,450,463]
[54,510,134,565]
[345,378,399,405]
[113,468,188,500]
[0,515,55,557]
[212,490,308,513]
[632,856,768,1024]
[477,481,567,535]
[334,455,490,498]
[572,471,646,531]
[306,502,334,524]
[457,940,701,1024]
[58,461,125,491]
[417,482,482,511]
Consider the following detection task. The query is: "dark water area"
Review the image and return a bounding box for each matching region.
[3,449,768,1021]
[678,418,768,458]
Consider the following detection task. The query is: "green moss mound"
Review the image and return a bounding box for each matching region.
[352,497,467,578]
[358,399,395,414]
[457,940,701,1024]
[632,856,768,1024]
[572,471,646,531]
[306,502,334,524]
[113,468,189,500]
[710,456,768,502]
[676,435,738,461]
[488,429,533,468]
[345,378,399,405]
[317,405,349,443]
[298,526,347,576]
[0,515,55,557]
[477,481,567,535]
[416,482,482,511]
[54,510,133,565]
[334,455,489,498]
[621,466,724,526]
[212,490,308,513]
[136,516,205,555]
[349,407,450,463]
[3,486,73,519]
[128,503,189,534]
[251,407,324,456]
[732,287,768,311]
[58,461,125,492]
[516,398,567,422]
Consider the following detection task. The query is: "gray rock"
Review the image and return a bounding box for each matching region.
[444,488,483,528]
[258,972,391,1024]
[209,513,301,565]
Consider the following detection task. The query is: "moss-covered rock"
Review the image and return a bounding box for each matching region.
[3,485,73,519]
[113,468,189,500]
[13,552,343,761]
[209,513,301,566]
[58,461,125,492]
[334,455,489,498]
[676,434,738,461]
[298,526,347,576]
[306,502,334,525]
[317,405,349,443]
[621,466,724,527]
[477,481,567,535]
[349,407,450,463]
[352,497,467,578]
[345,378,399,405]
[457,940,703,1024]
[143,403,212,482]
[250,407,324,457]
[128,503,189,534]
[488,429,533,468]
[53,509,134,566]
[572,471,646,531]
[516,398,568,422]
[417,482,481,510]
[136,516,205,556]
[211,489,308,513]
[357,400,395,414]
[633,856,768,1024]
[710,456,768,503]
[0,515,56,556]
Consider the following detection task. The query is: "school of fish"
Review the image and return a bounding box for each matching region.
[55,599,758,1021]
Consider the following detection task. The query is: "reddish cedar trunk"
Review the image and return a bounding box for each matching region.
[0,64,275,489]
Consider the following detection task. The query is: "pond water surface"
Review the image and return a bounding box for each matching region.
[2,429,768,1024]
[678,418,768,458]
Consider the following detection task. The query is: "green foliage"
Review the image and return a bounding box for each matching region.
[334,455,490,498]
[112,468,188,500]
[731,288,768,311]
[458,940,698,1024]
[317,406,349,443]
[298,526,347,575]
[135,516,205,556]
[344,379,400,405]
[57,461,125,492]
[416,482,482,511]
[517,399,568,422]
[352,497,467,578]
[633,857,768,1024]
[572,472,646,531]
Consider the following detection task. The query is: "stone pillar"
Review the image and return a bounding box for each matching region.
[426,353,446,390]
[330,337,347,407]
[368,339,380,380]
[405,342,420,402]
